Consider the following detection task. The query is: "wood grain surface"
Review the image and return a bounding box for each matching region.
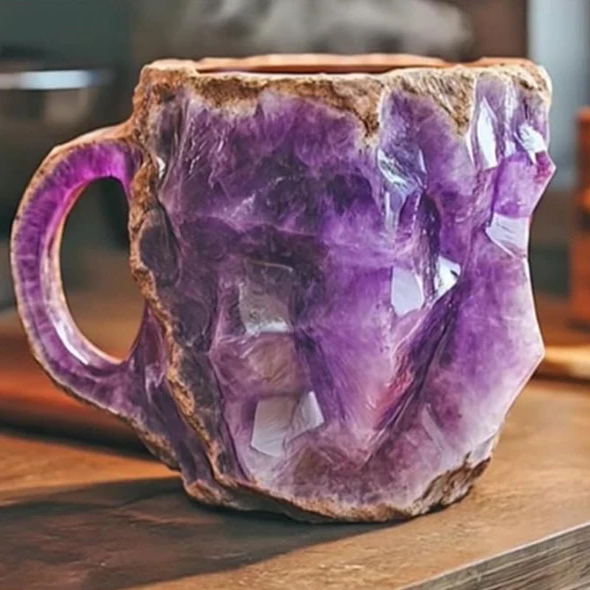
[1,379,590,590]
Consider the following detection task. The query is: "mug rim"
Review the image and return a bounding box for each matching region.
[132,54,550,135]
[189,53,533,75]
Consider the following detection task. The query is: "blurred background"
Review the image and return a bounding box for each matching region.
[0,0,587,444]
[0,0,581,300]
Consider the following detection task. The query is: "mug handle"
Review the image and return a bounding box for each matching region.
[10,125,143,419]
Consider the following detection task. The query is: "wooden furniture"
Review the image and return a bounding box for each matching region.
[569,108,590,325]
[537,295,590,380]
[1,378,590,589]
[454,0,528,59]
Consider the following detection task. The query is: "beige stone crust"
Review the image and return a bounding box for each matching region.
[131,54,551,140]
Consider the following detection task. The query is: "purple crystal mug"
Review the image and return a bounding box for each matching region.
[11,54,554,522]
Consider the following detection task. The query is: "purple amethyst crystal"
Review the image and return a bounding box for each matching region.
[11,58,554,521]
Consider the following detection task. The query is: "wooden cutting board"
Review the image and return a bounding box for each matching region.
[537,296,590,381]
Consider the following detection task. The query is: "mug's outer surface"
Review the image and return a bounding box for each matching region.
[10,55,554,522]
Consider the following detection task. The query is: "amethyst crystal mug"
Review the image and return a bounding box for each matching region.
[11,55,554,522]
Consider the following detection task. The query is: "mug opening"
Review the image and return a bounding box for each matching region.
[193,53,448,75]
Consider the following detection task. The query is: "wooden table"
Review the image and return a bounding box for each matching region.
[1,378,590,590]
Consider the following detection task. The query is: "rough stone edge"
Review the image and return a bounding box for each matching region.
[134,56,551,136]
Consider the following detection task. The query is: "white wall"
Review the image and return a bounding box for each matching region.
[528,0,590,189]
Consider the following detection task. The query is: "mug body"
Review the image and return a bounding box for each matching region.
[11,55,555,521]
